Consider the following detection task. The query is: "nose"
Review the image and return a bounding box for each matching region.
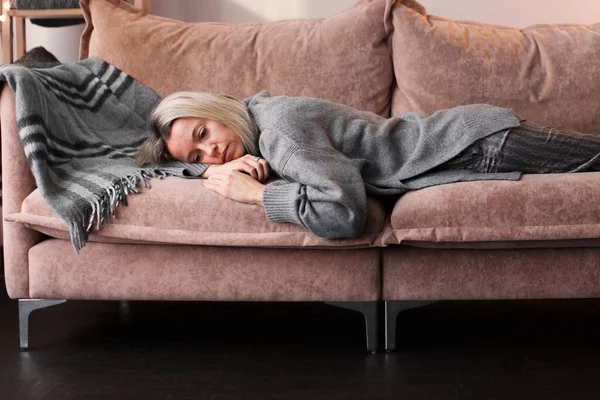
[204,142,218,155]
[199,142,220,161]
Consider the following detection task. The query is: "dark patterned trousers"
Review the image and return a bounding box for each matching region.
[441,121,600,173]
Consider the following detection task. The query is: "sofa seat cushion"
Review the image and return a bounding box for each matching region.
[8,177,386,248]
[379,172,600,246]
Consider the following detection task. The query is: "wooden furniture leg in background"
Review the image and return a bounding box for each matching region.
[15,16,25,60]
[134,0,152,14]
[2,2,12,65]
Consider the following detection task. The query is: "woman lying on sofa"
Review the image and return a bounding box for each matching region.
[136,91,600,239]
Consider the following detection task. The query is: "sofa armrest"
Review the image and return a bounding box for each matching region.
[1,84,43,299]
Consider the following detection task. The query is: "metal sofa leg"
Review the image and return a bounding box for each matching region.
[19,299,67,350]
[326,301,379,353]
[385,300,436,352]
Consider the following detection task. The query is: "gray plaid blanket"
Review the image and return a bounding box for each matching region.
[0,57,208,252]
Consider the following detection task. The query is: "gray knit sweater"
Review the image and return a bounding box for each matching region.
[244,91,520,239]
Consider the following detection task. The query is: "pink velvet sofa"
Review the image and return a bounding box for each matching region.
[4,0,600,352]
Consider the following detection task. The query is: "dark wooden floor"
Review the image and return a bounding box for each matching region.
[2,279,600,400]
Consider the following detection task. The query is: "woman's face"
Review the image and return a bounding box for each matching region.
[166,117,246,164]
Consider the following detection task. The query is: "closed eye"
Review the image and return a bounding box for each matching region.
[192,124,206,163]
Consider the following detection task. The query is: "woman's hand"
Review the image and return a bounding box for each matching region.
[201,154,270,183]
[204,170,265,206]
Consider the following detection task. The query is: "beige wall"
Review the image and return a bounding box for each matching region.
[152,0,600,25]
[23,0,600,62]
[152,0,354,22]
[420,0,600,26]
[25,22,84,62]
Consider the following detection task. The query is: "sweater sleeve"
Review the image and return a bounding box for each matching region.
[262,146,368,239]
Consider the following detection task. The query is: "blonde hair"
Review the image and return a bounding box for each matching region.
[136,91,259,165]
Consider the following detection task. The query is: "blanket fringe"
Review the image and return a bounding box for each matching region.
[70,168,165,253]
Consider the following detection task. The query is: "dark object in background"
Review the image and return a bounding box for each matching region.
[13,0,79,6]
[13,46,60,68]
[12,0,84,27]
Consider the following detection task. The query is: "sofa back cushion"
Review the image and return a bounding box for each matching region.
[80,0,394,116]
[389,0,600,132]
